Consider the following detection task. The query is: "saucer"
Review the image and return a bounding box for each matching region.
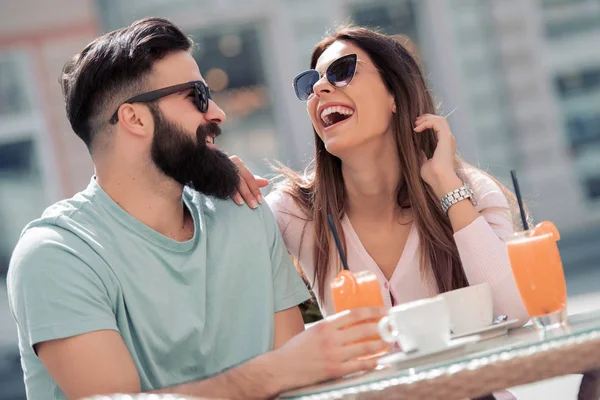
[451,319,519,341]
[376,335,480,371]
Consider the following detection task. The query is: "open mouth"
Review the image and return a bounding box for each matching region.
[205,134,215,145]
[320,106,354,129]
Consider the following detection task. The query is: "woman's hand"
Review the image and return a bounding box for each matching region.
[229,156,270,208]
[414,114,463,199]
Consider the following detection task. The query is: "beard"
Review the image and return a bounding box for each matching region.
[149,105,240,199]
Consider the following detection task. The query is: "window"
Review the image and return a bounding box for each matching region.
[97,0,205,30]
[0,57,31,117]
[542,0,600,38]
[191,27,273,124]
[0,139,42,273]
[193,27,265,92]
[566,114,600,151]
[542,0,593,6]
[585,176,600,199]
[0,139,36,175]
[0,52,48,275]
[350,0,419,43]
[546,14,600,37]
[555,67,600,98]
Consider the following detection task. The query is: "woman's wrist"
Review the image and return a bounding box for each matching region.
[429,173,464,201]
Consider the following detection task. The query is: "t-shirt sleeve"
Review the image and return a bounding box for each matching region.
[7,225,118,351]
[258,202,310,313]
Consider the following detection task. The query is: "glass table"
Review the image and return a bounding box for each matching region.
[280,310,600,400]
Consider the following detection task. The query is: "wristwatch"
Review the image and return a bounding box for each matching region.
[440,183,476,214]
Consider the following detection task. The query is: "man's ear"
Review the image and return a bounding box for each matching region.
[117,103,153,138]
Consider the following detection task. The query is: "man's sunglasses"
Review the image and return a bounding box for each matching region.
[109,80,212,124]
[292,53,358,101]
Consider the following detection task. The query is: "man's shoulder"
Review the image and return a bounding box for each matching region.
[23,181,101,228]
[184,188,281,251]
[7,225,102,310]
[11,185,107,273]
[11,216,97,273]
[185,187,274,223]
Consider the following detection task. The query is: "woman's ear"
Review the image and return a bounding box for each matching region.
[392,103,397,114]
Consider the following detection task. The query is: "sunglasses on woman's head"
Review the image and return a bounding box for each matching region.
[109,80,212,124]
[293,53,358,101]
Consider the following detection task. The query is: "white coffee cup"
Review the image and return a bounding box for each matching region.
[437,282,493,336]
[377,297,451,353]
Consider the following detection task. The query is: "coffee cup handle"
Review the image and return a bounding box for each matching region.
[378,317,418,353]
[378,316,397,343]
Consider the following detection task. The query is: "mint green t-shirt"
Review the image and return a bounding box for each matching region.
[7,178,309,399]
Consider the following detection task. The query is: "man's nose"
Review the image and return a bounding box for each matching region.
[205,99,226,124]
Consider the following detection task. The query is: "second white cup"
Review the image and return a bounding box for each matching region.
[377,297,451,353]
[437,282,493,336]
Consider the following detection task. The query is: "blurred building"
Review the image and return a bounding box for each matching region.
[1,0,600,272]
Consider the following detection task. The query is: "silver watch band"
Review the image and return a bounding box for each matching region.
[440,183,476,214]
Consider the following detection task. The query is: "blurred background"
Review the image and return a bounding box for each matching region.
[1,0,599,398]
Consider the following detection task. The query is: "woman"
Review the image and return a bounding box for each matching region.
[233,27,529,325]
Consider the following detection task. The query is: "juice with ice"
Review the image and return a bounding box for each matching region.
[331,270,385,343]
[506,221,567,318]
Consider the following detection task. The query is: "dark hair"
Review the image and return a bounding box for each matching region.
[59,17,193,151]
[276,26,526,302]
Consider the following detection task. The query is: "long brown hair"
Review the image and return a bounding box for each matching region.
[275,27,525,302]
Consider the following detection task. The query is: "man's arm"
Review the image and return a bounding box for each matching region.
[36,331,142,398]
[273,306,305,349]
[36,331,279,400]
[37,307,388,400]
[258,202,311,335]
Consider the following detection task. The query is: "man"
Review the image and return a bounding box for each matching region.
[7,17,386,400]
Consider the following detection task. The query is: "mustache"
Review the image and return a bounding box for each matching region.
[196,122,222,141]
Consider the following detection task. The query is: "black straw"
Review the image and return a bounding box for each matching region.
[510,170,529,231]
[327,214,350,271]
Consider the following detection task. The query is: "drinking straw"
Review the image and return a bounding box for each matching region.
[327,214,350,271]
[510,170,530,231]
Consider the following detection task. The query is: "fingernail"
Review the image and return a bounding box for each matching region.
[250,200,258,209]
[257,195,264,203]
[236,198,245,206]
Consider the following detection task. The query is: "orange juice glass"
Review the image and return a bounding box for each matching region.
[506,221,568,330]
[331,270,385,343]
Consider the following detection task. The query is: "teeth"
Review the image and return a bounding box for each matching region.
[320,106,354,120]
[320,106,354,127]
